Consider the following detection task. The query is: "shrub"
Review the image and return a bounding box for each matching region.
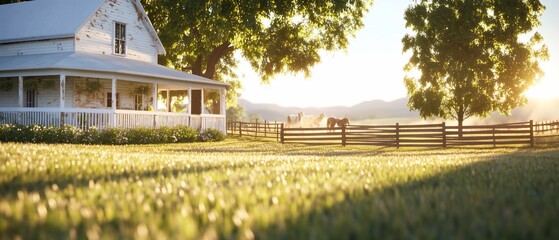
[79,126,102,144]
[198,128,225,142]
[172,125,198,143]
[98,128,128,145]
[56,125,80,143]
[125,127,156,144]
[0,124,223,145]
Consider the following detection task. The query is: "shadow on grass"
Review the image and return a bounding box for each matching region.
[1,145,558,239]
[251,148,559,239]
[0,161,249,200]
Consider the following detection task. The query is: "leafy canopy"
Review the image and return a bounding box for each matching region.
[142,0,372,105]
[402,0,548,124]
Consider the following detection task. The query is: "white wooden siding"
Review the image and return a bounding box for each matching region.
[0,38,74,57]
[75,0,158,63]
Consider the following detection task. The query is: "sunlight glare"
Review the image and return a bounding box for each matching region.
[526,81,558,99]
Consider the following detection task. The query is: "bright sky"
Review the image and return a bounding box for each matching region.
[239,0,559,108]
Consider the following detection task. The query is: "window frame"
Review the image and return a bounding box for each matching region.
[114,22,127,56]
[134,94,143,111]
[26,89,37,108]
[106,92,119,108]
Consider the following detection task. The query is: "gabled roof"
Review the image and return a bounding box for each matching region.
[0,0,165,54]
[0,52,230,89]
[0,0,104,43]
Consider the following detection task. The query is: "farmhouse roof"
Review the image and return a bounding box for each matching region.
[0,0,165,54]
[0,52,230,89]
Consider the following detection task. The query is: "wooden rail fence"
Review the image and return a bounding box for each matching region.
[533,120,559,144]
[227,120,559,147]
[226,120,282,141]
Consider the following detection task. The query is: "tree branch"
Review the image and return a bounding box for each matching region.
[203,42,234,79]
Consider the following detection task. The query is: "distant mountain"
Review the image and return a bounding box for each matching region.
[238,97,418,121]
[238,97,559,123]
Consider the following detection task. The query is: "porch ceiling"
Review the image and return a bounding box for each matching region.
[0,52,229,89]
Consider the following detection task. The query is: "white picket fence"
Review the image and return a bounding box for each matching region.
[0,108,226,132]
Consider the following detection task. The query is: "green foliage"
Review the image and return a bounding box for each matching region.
[402,0,548,125]
[142,0,372,105]
[84,79,102,94]
[0,0,24,4]
[171,125,198,143]
[23,80,39,91]
[197,128,225,142]
[0,80,14,91]
[0,140,557,239]
[132,85,150,95]
[0,124,219,144]
[226,104,246,122]
[40,79,55,90]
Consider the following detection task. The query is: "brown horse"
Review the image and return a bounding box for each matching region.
[327,117,338,128]
[337,117,350,127]
[327,117,350,130]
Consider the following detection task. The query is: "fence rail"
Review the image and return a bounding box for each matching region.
[533,120,559,144]
[228,120,559,147]
[226,120,282,141]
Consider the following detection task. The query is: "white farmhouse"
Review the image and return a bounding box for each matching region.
[0,0,229,132]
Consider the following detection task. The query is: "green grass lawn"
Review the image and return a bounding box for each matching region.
[1,138,558,239]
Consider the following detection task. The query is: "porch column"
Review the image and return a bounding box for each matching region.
[166,90,170,112]
[187,86,192,114]
[152,83,157,111]
[18,76,23,107]
[220,89,226,115]
[59,74,65,108]
[111,78,117,127]
[201,89,204,114]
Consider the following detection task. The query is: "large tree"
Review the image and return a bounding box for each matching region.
[142,0,372,106]
[402,0,548,130]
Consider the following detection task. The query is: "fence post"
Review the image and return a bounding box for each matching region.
[264,120,268,138]
[530,120,534,147]
[396,123,400,149]
[276,121,279,142]
[255,119,258,138]
[442,122,446,148]
[341,124,346,147]
[239,122,243,137]
[492,127,496,148]
[281,123,285,144]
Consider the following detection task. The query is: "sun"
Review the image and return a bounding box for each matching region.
[525,77,559,100]
[525,62,559,100]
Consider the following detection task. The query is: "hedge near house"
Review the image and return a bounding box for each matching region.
[0,124,224,144]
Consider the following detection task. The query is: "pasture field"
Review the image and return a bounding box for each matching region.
[0,139,558,239]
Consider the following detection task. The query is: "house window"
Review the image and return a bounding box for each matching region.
[134,94,143,110]
[106,92,119,108]
[114,22,126,55]
[26,90,37,107]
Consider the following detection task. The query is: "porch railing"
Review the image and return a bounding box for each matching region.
[0,108,225,132]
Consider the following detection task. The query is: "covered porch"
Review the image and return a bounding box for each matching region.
[0,52,228,132]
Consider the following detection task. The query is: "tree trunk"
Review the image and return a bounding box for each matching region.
[457,107,464,138]
[202,42,233,79]
[458,116,464,138]
[189,42,234,80]
[192,55,203,76]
